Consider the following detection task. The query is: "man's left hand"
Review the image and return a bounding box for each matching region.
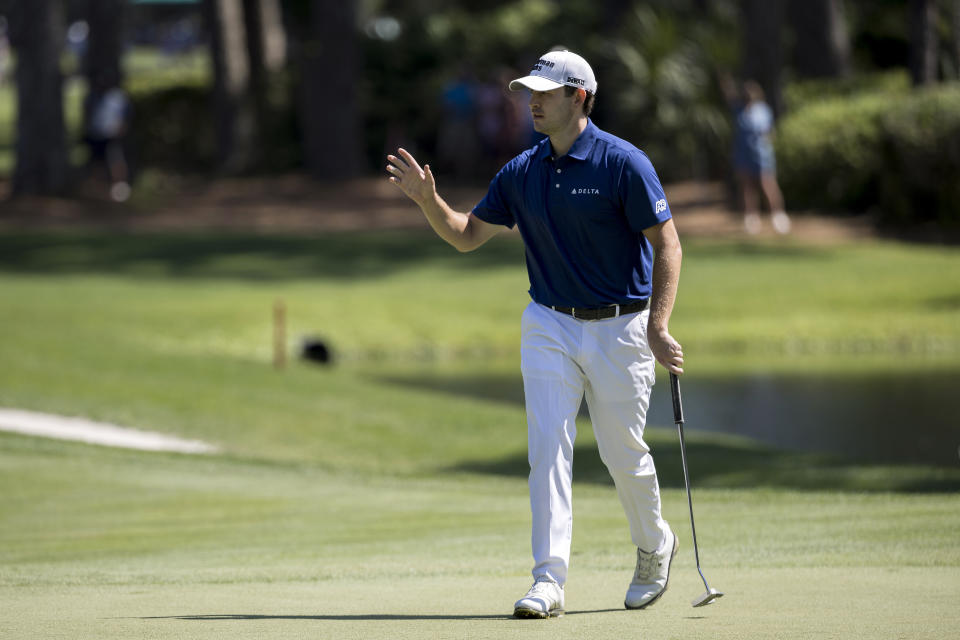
[649,328,684,375]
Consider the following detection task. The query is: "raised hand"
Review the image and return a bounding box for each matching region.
[386,148,436,207]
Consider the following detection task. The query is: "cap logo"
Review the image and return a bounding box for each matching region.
[532,59,556,73]
[566,77,585,86]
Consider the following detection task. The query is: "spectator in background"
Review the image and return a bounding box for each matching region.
[496,66,539,164]
[722,75,790,235]
[437,66,480,181]
[83,71,132,202]
[475,71,507,175]
[0,17,10,86]
[66,20,89,72]
[475,67,537,176]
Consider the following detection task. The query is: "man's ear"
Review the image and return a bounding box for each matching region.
[576,88,586,105]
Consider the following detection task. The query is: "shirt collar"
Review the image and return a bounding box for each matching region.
[567,119,597,160]
[536,119,598,162]
[534,136,553,161]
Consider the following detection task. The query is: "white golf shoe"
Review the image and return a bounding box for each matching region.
[624,526,678,609]
[744,212,762,234]
[772,210,792,234]
[513,579,565,618]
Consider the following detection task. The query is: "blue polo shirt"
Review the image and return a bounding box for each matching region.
[471,120,672,308]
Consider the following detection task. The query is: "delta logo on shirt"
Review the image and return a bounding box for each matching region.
[571,187,600,195]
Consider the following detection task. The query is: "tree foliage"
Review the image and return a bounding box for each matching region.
[360,0,742,181]
[4,0,959,202]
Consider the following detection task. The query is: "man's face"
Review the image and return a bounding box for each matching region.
[528,88,579,135]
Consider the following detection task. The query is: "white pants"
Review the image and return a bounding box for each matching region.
[520,301,669,586]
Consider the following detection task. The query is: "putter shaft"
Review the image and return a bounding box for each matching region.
[669,373,724,606]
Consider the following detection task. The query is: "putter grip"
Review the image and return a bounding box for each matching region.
[669,373,684,424]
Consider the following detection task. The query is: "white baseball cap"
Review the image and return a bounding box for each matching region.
[509,50,597,94]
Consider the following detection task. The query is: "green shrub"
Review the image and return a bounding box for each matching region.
[776,91,889,213]
[129,81,217,171]
[127,71,300,174]
[878,87,960,225]
[776,81,960,226]
[783,70,911,112]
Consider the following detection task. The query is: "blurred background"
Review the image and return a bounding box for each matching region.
[0,0,958,468]
[1,9,958,631]
[0,0,958,231]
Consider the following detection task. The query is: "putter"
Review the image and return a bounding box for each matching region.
[670,373,724,608]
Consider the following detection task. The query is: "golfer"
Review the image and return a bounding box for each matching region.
[386,49,684,618]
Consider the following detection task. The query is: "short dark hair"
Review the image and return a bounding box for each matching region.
[564,86,595,117]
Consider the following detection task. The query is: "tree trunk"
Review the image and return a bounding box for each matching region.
[257,0,286,73]
[599,0,635,134]
[82,0,125,89]
[951,0,960,80]
[909,0,939,85]
[787,0,850,78]
[8,0,70,196]
[602,0,633,34]
[242,0,280,84]
[204,0,256,173]
[299,0,362,179]
[741,0,785,116]
[241,0,286,163]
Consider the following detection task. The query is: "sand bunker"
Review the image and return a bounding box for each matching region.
[0,408,218,454]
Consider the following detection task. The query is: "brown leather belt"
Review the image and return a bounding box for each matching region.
[549,299,649,321]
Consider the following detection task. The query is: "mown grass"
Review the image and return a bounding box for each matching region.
[0,228,958,639]
[0,230,957,371]
[1,431,958,640]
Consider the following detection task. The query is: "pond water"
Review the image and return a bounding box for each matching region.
[379,366,960,467]
[645,372,960,466]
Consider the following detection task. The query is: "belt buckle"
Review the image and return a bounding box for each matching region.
[570,307,578,320]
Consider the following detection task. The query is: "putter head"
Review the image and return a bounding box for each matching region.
[691,587,723,607]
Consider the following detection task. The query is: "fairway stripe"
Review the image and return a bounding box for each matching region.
[0,408,218,454]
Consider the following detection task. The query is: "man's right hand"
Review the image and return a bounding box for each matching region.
[385,147,502,253]
[386,148,436,207]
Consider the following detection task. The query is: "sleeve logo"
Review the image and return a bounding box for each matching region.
[655,199,667,214]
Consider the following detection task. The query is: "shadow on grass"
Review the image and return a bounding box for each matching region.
[0,231,839,281]
[140,609,622,621]
[453,436,960,494]
[140,613,511,621]
[683,239,841,261]
[375,370,526,408]
[0,230,526,280]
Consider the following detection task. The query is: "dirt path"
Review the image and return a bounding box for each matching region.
[1,175,878,242]
[169,177,876,242]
